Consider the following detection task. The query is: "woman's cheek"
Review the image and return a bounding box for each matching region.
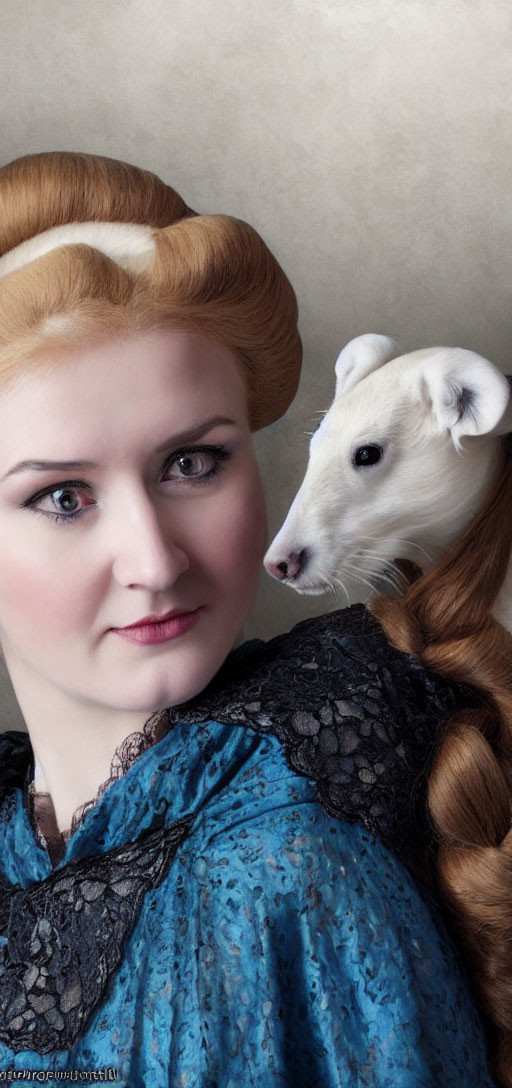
[200,468,267,583]
[230,468,267,562]
[0,543,86,634]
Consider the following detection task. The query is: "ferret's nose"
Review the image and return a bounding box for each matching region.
[265,548,308,581]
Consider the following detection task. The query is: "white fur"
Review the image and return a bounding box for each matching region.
[264,334,512,629]
[334,333,399,394]
[0,221,156,279]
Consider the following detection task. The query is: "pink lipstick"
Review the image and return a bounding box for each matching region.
[112,607,203,645]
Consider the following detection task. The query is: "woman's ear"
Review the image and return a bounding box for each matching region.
[334,334,399,396]
[419,348,511,450]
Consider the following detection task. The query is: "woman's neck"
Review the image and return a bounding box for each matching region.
[4,658,160,834]
[29,724,148,833]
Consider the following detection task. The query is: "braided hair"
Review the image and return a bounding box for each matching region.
[371,433,512,1086]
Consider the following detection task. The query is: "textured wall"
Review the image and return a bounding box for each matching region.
[1,0,512,726]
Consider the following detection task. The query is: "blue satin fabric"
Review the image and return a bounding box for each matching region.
[0,719,495,1087]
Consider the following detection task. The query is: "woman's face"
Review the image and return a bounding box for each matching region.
[0,329,267,714]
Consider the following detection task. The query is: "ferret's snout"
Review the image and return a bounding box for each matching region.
[265,547,309,582]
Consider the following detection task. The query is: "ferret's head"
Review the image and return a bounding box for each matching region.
[264,334,511,600]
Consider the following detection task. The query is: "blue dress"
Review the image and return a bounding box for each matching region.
[0,604,495,1087]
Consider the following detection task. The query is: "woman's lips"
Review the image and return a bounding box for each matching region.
[112,607,203,645]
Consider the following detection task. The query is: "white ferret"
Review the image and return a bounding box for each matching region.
[264,334,512,630]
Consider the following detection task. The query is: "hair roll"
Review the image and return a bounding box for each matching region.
[0,151,302,429]
[0,150,193,257]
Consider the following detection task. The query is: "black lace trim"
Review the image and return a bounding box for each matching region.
[0,812,193,1053]
[165,603,478,873]
[27,709,170,860]
[66,709,170,834]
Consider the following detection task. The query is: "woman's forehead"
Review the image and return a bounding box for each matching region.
[0,330,249,466]
[0,329,247,409]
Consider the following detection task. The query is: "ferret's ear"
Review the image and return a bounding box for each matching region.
[334,334,399,395]
[420,348,511,450]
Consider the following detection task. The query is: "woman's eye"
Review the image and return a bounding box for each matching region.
[51,488,89,513]
[32,486,95,520]
[353,444,383,467]
[164,445,231,483]
[168,452,212,478]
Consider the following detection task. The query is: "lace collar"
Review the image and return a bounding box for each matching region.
[27,709,170,865]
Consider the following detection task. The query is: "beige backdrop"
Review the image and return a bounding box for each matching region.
[1,0,511,728]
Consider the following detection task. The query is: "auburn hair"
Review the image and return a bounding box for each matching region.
[0,151,302,429]
[371,432,512,1087]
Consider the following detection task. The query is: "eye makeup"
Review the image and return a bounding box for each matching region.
[18,444,233,525]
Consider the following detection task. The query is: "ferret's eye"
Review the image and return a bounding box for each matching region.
[353,444,383,467]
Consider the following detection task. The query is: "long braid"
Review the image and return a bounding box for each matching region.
[371,435,512,1086]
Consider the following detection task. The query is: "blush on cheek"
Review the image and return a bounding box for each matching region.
[0,549,85,636]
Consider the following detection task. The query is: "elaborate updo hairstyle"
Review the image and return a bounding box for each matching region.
[0,151,302,429]
[371,434,512,1087]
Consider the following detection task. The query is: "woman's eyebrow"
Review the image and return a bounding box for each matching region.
[1,416,237,480]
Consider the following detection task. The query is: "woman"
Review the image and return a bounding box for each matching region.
[0,151,499,1086]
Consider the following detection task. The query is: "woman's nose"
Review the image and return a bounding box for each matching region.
[110,491,190,590]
